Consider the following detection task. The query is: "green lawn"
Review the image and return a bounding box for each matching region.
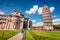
[25,30,60,40]
[0,30,20,40]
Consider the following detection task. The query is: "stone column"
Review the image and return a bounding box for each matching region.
[27,20,29,29]
[20,18,24,30]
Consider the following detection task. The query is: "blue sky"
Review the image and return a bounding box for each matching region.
[0,0,60,26]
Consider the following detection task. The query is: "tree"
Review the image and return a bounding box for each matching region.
[53,24,60,29]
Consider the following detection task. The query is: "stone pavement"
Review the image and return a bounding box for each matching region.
[8,33,23,40]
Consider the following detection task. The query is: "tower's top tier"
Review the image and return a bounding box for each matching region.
[43,5,49,9]
[42,5,50,14]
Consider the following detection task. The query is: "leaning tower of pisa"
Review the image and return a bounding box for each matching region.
[42,5,54,30]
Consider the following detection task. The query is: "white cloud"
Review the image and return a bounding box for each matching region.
[12,12,16,14]
[12,12,14,14]
[0,12,5,14]
[53,18,60,25]
[38,7,42,14]
[31,20,36,23]
[52,15,57,18]
[25,5,38,14]
[25,5,55,15]
[33,22,43,26]
[50,7,55,13]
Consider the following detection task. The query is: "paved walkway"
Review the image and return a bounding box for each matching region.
[8,33,23,40]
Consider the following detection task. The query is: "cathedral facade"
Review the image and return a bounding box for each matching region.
[0,10,32,30]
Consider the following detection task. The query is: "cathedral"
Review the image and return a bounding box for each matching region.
[0,10,32,30]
